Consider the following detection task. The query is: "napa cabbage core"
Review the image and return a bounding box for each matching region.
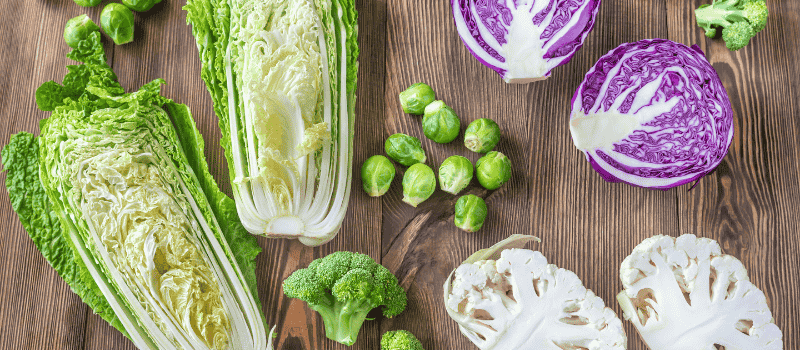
[66,119,230,350]
[238,0,330,215]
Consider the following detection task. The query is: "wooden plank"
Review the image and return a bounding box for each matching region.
[382,0,538,347]
[668,1,800,349]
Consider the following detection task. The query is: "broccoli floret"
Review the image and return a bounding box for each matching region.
[283,251,407,346]
[381,330,424,350]
[695,0,768,51]
[722,21,755,50]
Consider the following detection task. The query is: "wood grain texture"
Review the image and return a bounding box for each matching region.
[0,0,797,349]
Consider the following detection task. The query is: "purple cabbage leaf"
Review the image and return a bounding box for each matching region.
[452,0,601,83]
[569,39,734,190]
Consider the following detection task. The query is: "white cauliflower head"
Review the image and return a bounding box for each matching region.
[444,247,627,350]
[617,234,783,350]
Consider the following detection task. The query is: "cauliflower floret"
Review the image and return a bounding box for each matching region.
[617,234,783,350]
[444,248,626,350]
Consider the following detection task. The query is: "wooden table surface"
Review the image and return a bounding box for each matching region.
[1,0,798,349]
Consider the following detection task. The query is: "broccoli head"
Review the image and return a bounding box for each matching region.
[381,330,424,350]
[283,251,407,346]
[695,0,768,51]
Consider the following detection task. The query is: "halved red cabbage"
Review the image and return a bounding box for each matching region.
[569,39,734,190]
[452,0,601,83]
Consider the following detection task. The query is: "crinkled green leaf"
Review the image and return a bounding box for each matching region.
[1,132,127,337]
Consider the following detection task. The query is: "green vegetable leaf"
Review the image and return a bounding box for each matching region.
[35,81,69,112]
[14,24,272,349]
[1,132,127,337]
[463,234,540,264]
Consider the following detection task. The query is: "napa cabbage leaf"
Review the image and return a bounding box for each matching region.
[3,31,273,350]
[184,0,359,246]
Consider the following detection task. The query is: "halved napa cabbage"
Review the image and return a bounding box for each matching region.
[3,32,273,350]
[185,0,358,246]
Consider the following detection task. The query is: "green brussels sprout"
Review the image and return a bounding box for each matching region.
[402,163,436,207]
[422,100,460,144]
[399,83,435,115]
[64,14,100,49]
[361,155,396,197]
[454,194,487,232]
[475,151,511,190]
[464,118,501,153]
[438,155,473,195]
[123,0,162,12]
[73,0,102,7]
[385,133,426,166]
[101,3,135,45]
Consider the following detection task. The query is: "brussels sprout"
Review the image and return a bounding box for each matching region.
[454,194,488,232]
[64,14,100,49]
[422,100,460,144]
[438,155,473,195]
[385,133,426,166]
[476,151,511,190]
[402,163,436,207]
[123,0,162,12]
[361,155,396,197]
[73,0,101,7]
[464,118,501,153]
[101,3,134,45]
[399,83,435,115]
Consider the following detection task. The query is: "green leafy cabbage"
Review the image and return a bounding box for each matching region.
[3,32,272,350]
[184,0,358,246]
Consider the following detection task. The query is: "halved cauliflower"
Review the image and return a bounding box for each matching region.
[443,236,626,350]
[617,234,783,350]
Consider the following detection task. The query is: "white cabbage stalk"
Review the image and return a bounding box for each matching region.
[39,105,272,350]
[201,0,357,246]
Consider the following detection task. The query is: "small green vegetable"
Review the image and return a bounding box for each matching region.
[695,0,768,51]
[402,163,436,207]
[64,14,100,49]
[422,100,460,143]
[381,330,425,350]
[454,195,488,232]
[476,151,511,190]
[122,0,162,12]
[73,0,101,7]
[438,155,473,195]
[283,252,407,346]
[721,21,754,50]
[399,83,435,115]
[361,155,395,197]
[464,118,501,153]
[101,3,134,45]
[385,133,427,166]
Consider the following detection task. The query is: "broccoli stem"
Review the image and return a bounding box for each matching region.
[695,0,750,31]
[310,299,375,346]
